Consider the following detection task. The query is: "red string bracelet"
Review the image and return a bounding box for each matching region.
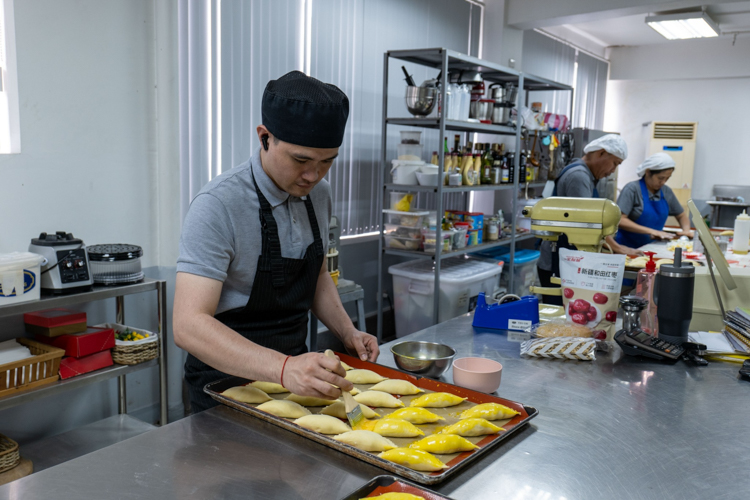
[280,355,291,388]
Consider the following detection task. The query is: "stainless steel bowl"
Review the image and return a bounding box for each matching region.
[405,86,437,118]
[391,341,456,378]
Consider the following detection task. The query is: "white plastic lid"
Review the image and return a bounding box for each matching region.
[382,209,430,216]
[737,210,750,221]
[0,252,45,272]
[391,159,425,166]
[388,256,503,283]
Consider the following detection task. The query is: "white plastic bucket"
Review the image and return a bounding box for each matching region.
[388,257,503,337]
[391,160,423,185]
[0,252,46,306]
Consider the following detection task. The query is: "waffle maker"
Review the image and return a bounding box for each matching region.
[28,231,94,294]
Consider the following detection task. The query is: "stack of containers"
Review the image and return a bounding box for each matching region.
[27,309,114,379]
[473,248,540,297]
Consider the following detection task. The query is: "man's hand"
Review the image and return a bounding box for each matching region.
[623,246,644,256]
[651,230,675,240]
[282,352,353,399]
[341,328,380,362]
[677,230,694,239]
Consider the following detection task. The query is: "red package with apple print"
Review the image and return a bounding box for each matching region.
[559,248,626,340]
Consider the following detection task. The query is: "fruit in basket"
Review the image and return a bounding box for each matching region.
[438,418,503,437]
[410,392,466,408]
[409,434,478,454]
[378,448,448,472]
[115,328,147,342]
[459,402,519,421]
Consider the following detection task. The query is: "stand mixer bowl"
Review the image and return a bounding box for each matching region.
[405,86,437,118]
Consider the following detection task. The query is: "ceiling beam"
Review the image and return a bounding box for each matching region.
[506,0,748,29]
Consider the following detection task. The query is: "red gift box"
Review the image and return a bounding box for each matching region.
[24,309,87,337]
[35,326,115,358]
[58,350,113,379]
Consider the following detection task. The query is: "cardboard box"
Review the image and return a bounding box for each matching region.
[24,309,87,337]
[35,326,115,358]
[58,350,113,379]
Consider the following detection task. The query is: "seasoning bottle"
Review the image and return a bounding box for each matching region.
[635,251,659,336]
[491,158,502,185]
[431,151,439,166]
[733,210,750,254]
[501,156,510,184]
[486,217,499,241]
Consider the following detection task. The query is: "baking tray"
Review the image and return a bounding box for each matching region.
[205,352,538,485]
[339,475,454,499]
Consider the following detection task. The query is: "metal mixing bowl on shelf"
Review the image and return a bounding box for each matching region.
[405,86,437,118]
[390,340,456,378]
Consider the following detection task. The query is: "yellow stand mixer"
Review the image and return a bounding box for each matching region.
[523,197,621,297]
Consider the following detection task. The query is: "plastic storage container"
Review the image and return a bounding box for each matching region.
[0,252,45,306]
[389,192,414,211]
[87,244,144,285]
[383,209,429,228]
[475,248,540,297]
[397,143,422,161]
[389,257,504,337]
[422,229,453,255]
[399,130,422,145]
[385,235,422,251]
[384,224,422,239]
[390,160,423,185]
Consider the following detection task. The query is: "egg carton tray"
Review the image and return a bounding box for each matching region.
[204,352,538,486]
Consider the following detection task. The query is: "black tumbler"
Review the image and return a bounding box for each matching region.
[654,247,695,345]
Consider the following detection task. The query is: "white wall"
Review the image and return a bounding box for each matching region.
[0,0,180,268]
[605,37,750,201]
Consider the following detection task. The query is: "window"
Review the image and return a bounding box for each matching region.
[0,0,20,154]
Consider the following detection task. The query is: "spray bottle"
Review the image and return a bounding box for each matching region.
[635,251,659,336]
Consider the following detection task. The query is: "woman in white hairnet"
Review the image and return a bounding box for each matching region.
[614,152,694,249]
[538,134,630,305]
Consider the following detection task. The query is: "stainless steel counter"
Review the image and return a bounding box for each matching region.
[2,314,749,499]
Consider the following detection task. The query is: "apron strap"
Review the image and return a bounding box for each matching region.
[303,196,324,257]
[251,169,286,288]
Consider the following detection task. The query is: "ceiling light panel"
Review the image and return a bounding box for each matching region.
[646,12,720,40]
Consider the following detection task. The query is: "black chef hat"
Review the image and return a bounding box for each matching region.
[262,71,349,149]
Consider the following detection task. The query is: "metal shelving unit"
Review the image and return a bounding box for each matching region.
[0,278,168,425]
[376,48,572,342]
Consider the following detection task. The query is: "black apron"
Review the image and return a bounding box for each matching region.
[184,170,325,413]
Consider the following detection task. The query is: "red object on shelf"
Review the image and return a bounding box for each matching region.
[24,309,87,337]
[34,326,115,358]
[58,350,113,379]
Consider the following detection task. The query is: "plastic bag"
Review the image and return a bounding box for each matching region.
[559,248,625,340]
[530,318,598,339]
[520,336,596,361]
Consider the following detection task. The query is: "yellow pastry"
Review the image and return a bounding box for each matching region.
[459,402,519,421]
[378,448,448,472]
[408,434,478,454]
[256,400,311,419]
[285,394,338,407]
[345,369,388,384]
[369,379,423,395]
[249,381,289,394]
[365,494,426,500]
[360,418,424,438]
[438,418,503,436]
[333,430,397,452]
[388,407,444,425]
[293,415,351,435]
[354,391,404,408]
[342,361,353,371]
[409,392,466,408]
[321,401,380,420]
[221,385,272,404]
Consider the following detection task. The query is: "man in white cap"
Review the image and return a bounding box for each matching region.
[537,134,628,305]
[614,152,693,249]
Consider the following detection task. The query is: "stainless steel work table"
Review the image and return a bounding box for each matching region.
[2,314,749,499]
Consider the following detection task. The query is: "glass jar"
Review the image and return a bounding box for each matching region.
[486,217,500,241]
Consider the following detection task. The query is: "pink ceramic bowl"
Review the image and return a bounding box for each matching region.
[452,357,503,393]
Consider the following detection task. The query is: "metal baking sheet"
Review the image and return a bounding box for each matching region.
[339,475,455,500]
[205,352,538,485]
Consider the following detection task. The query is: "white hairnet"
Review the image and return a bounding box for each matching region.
[582,134,628,160]
[636,152,676,178]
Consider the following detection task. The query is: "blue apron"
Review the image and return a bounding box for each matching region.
[552,159,599,198]
[615,178,669,249]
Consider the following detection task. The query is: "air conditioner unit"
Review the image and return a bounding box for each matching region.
[647,122,698,209]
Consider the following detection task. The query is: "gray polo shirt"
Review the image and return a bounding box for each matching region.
[177,146,331,314]
[538,160,597,272]
[617,180,683,222]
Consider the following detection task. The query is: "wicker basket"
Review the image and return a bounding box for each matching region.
[0,434,20,474]
[96,323,159,365]
[0,339,65,399]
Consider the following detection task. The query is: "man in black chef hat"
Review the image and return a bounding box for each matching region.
[174,71,379,413]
